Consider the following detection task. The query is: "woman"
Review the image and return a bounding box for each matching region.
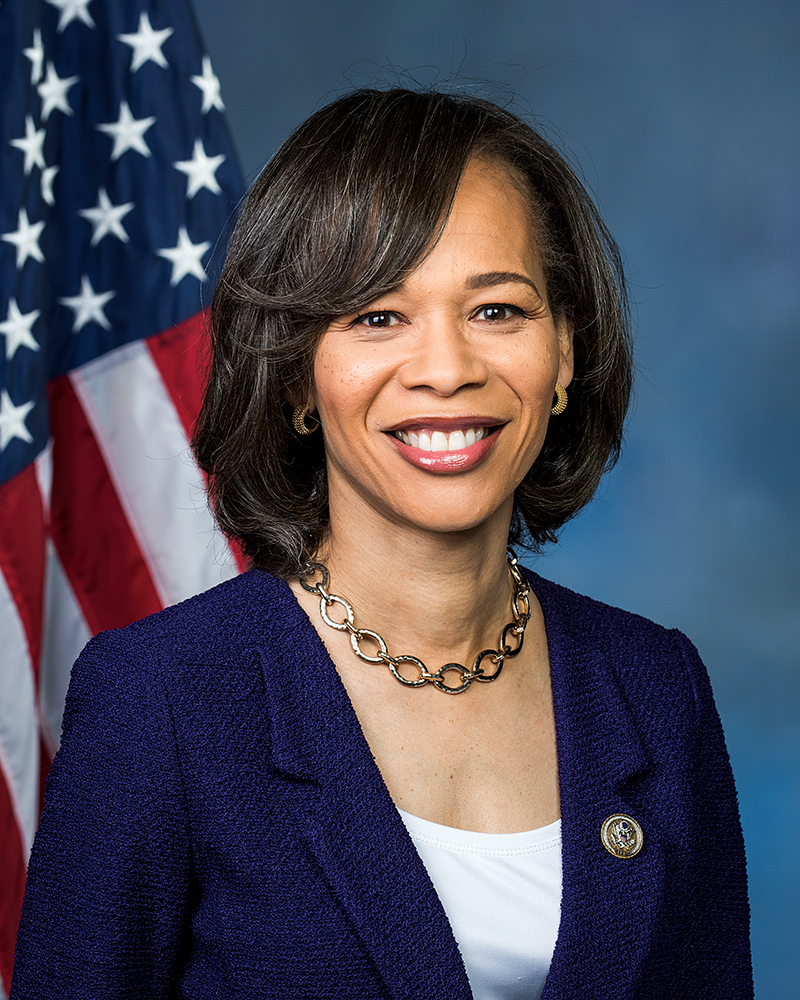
[12,89,752,998]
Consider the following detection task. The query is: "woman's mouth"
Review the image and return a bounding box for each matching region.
[388,423,501,473]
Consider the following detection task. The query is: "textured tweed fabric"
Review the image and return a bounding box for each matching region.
[11,568,753,998]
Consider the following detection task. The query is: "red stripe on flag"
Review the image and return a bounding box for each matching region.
[0,465,45,684]
[147,310,209,439]
[47,375,163,634]
[0,770,26,994]
[147,310,249,574]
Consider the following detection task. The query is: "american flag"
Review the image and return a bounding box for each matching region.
[0,0,244,989]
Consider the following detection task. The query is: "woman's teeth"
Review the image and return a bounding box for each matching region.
[394,427,487,452]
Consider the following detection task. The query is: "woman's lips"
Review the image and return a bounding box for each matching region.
[387,424,502,473]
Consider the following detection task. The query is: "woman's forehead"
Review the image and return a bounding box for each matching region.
[390,158,545,292]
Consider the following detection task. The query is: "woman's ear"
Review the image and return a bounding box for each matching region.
[556,317,574,388]
[285,382,316,414]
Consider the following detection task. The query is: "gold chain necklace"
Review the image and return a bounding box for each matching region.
[299,550,531,695]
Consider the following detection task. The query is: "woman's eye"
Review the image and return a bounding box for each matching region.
[356,311,396,328]
[477,304,521,322]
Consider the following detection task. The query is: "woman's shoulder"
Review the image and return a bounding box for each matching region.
[524,567,710,707]
[525,566,685,640]
[75,568,293,681]
[56,569,303,759]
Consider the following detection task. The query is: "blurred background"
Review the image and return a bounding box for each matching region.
[190,0,798,994]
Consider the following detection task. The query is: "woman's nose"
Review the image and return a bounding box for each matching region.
[398,320,489,397]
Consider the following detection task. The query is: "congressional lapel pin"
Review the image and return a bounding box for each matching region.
[601,814,643,858]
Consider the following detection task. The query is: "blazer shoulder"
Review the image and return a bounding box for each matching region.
[526,568,682,643]
[78,569,291,674]
[525,568,708,703]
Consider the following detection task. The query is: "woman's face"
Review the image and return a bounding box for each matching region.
[310,157,574,541]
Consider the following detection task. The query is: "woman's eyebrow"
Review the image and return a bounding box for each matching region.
[466,271,542,296]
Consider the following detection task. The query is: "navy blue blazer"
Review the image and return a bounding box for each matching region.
[12,568,753,998]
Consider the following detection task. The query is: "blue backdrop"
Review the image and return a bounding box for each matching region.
[190,1,799,994]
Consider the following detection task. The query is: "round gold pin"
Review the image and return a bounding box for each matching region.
[601,814,643,858]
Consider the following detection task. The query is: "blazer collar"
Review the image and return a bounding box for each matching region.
[534,570,652,794]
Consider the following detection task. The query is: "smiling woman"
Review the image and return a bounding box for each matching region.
[11,90,752,1000]
[193,90,633,582]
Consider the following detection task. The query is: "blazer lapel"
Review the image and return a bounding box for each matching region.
[533,572,672,997]
[251,572,473,1000]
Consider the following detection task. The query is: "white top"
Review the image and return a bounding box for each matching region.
[398,810,562,1000]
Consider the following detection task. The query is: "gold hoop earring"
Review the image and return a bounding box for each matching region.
[551,383,568,416]
[292,405,319,435]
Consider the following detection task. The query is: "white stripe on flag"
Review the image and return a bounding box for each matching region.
[34,439,53,513]
[0,566,39,857]
[39,538,92,752]
[70,339,237,607]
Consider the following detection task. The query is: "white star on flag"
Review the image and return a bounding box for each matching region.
[174,139,225,199]
[23,28,45,84]
[59,274,116,332]
[0,390,35,451]
[117,11,174,72]
[191,56,224,113]
[37,62,79,121]
[156,226,211,285]
[2,208,45,269]
[9,116,46,175]
[0,299,40,360]
[41,165,60,206]
[96,100,155,160]
[45,0,96,32]
[79,187,134,245]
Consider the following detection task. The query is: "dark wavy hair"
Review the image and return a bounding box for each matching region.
[193,87,633,578]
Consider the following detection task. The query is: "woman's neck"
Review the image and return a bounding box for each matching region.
[312,509,517,669]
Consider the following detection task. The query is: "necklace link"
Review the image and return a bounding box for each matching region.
[299,549,531,694]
